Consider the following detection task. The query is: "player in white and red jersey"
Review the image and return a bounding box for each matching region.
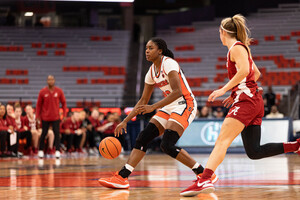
[24,104,54,155]
[181,14,300,197]
[98,37,218,189]
[14,105,33,155]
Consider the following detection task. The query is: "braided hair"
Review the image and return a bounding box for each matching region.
[150,37,174,59]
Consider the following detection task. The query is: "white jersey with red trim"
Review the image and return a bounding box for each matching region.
[145,56,195,106]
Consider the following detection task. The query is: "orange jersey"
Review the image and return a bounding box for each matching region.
[145,56,195,105]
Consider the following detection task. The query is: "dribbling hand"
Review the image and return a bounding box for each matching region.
[114,121,127,137]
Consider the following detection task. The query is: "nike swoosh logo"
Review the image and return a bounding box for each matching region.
[197,180,210,187]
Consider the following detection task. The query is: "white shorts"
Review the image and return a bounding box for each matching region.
[152,99,197,130]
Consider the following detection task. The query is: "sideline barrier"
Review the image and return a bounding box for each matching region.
[177,118,292,153]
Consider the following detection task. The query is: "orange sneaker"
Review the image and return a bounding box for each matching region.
[98,172,129,189]
[198,172,219,184]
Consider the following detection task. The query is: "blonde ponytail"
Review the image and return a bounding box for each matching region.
[220,14,252,46]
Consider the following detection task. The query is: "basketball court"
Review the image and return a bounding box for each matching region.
[0,154,299,199]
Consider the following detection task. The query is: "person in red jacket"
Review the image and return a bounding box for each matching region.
[14,105,32,155]
[0,104,9,157]
[5,103,21,157]
[98,113,124,149]
[60,112,83,153]
[36,75,67,159]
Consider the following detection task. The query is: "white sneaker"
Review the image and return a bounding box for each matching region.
[55,150,61,159]
[38,150,44,158]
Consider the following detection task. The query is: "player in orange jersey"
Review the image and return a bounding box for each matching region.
[98,37,218,189]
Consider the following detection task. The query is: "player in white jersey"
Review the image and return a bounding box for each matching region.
[98,37,218,189]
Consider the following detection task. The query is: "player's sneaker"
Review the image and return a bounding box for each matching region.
[55,150,61,159]
[98,172,129,189]
[198,172,219,184]
[38,150,44,158]
[180,178,215,197]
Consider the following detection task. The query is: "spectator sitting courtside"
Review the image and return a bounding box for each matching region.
[266,105,284,119]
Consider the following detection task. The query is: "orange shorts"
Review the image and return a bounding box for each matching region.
[152,99,197,130]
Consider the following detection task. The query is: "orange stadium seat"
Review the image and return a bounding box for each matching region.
[91,79,124,84]
[55,50,66,56]
[280,35,291,40]
[90,36,112,41]
[17,79,29,84]
[176,27,195,33]
[291,31,300,36]
[45,43,56,48]
[175,45,195,51]
[216,64,227,70]
[252,56,261,61]
[175,57,201,63]
[77,79,88,84]
[37,50,48,56]
[0,78,17,84]
[6,70,28,75]
[56,43,67,48]
[0,45,23,52]
[250,39,259,45]
[217,57,227,62]
[31,43,42,48]
[63,66,126,75]
[102,36,112,41]
[90,36,100,41]
[264,35,275,41]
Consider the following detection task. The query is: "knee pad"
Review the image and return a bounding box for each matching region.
[160,129,182,158]
[134,122,159,152]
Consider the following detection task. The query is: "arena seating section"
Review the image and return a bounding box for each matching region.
[0,3,300,108]
[0,28,129,107]
[155,3,300,106]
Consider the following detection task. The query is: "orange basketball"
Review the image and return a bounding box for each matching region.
[99,137,122,159]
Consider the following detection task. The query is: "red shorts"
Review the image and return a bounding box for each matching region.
[226,92,264,127]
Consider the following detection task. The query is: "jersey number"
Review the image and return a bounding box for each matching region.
[163,90,171,97]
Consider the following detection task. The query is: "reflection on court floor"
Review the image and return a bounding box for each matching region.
[0,154,299,199]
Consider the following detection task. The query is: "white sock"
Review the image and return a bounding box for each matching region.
[125,164,134,172]
[192,162,200,169]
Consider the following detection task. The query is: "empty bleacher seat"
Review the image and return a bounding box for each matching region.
[176,27,195,33]
[37,50,48,56]
[77,79,88,84]
[175,45,195,51]
[6,70,28,76]
[264,35,275,41]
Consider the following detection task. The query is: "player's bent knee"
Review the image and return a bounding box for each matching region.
[160,129,182,158]
[245,150,263,160]
[134,122,159,152]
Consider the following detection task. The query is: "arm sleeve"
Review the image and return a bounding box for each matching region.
[163,59,180,75]
[144,67,155,85]
[36,90,43,119]
[60,89,67,118]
